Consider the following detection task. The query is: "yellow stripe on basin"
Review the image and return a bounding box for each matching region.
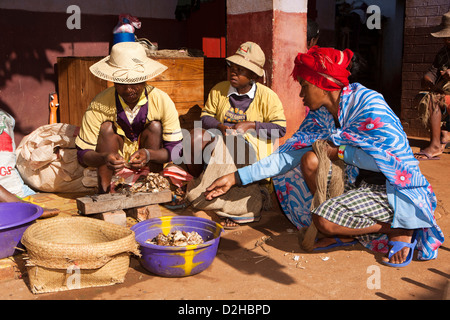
[170,246,206,276]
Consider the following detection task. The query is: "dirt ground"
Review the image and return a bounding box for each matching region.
[0,138,449,303]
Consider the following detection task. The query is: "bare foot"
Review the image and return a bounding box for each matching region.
[40,207,60,219]
[414,145,445,159]
[220,218,239,229]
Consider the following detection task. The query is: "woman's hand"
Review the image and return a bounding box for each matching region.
[204,172,236,200]
[326,141,339,161]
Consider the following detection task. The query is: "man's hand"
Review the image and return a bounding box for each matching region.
[441,69,450,81]
[421,75,435,91]
[204,172,237,200]
[105,153,125,173]
[217,123,232,136]
[234,121,256,134]
[128,148,150,171]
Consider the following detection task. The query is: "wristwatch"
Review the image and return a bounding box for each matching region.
[338,145,346,160]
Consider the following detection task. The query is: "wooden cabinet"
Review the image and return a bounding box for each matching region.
[57,56,206,131]
[57,57,106,127]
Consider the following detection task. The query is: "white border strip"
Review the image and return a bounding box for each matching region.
[0,0,178,19]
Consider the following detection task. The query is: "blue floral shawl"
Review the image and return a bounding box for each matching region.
[273,83,444,260]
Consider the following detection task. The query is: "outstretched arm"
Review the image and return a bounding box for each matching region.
[0,185,21,202]
[204,172,237,200]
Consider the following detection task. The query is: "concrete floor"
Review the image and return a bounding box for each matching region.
[0,142,448,305]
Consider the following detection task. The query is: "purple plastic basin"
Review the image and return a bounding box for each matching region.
[0,202,43,259]
[131,216,223,277]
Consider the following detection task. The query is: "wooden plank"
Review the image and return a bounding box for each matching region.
[57,57,70,124]
[57,56,204,127]
[93,210,127,226]
[172,101,203,117]
[69,58,82,125]
[75,59,107,126]
[204,57,227,101]
[127,204,162,222]
[179,104,202,131]
[76,190,172,215]
[150,57,204,81]
[147,79,203,103]
[57,57,107,126]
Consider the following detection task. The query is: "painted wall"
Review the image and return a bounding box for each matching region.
[0,0,179,19]
[0,0,225,144]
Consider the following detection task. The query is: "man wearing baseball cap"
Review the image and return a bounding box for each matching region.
[185,41,287,228]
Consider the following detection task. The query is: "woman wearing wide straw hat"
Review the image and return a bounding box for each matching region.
[204,45,444,267]
[184,41,287,228]
[75,42,183,193]
[415,10,450,161]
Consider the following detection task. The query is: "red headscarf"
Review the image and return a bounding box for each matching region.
[292,46,354,91]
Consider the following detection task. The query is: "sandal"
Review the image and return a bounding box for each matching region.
[414,151,440,161]
[164,194,187,210]
[313,237,358,251]
[164,186,188,210]
[382,239,417,268]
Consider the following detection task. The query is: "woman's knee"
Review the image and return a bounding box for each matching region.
[301,151,319,176]
[312,214,335,235]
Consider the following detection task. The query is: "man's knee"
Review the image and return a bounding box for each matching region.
[146,120,163,135]
[99,121,115,136]
[141,121,163,149]
[97,121,122,153]
[189,128,212,149]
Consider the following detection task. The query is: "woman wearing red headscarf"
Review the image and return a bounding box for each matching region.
[204,46,444,268]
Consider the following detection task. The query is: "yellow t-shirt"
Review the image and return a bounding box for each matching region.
[75,85,182,161]
[201,81,286,160]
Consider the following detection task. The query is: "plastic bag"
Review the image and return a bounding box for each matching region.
[113,14,141,34]
[16,123,94,193]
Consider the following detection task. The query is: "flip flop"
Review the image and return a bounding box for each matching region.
[382,239,417,268]
[414,151,440,161]
[313,237,358,251]
[164,195,187,210]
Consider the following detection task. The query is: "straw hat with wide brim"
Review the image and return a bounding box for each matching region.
[431,11,450,38]
[226,41,265,77]
[90,42,168,84]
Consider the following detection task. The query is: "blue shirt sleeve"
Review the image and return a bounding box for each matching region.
[237,145,380,186]
[343,145,380,172]
[237,147,313,185]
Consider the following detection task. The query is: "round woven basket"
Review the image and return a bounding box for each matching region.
[21,216,140,294]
